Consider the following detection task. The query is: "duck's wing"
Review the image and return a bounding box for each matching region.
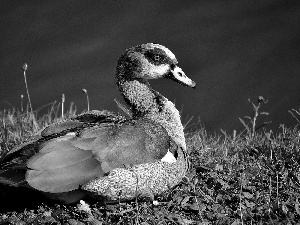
[79,119,173,172]
[0,111,175,194]
[26,119,173,193]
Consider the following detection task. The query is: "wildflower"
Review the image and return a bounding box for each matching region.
[77,200,91,214]
[153,200,159,206]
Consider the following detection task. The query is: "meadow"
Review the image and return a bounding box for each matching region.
[0,69,300,224]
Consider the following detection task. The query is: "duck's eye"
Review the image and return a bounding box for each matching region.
[144,51,165,64]
[154,55,161,61]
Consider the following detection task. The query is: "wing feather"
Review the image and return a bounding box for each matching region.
[92,120,171,172]
[27,145,94,170]
[26,154,103,193]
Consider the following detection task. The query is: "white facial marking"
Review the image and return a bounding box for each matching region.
[142,61,170,79]
[151,64,170,77]
[152,44,176,60]
[161,46,176,60]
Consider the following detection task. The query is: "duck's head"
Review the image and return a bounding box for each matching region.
[116,43,196,88]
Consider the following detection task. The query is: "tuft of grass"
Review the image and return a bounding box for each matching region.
[238,96,272,139]
[0,102,76,151]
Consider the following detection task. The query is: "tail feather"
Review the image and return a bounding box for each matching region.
[0,169,27,187]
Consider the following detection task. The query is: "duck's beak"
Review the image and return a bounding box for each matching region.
[165,66,196,88]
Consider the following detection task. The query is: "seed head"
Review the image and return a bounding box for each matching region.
[22,63,28,71]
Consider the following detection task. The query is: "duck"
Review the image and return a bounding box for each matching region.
[0,43,196,204]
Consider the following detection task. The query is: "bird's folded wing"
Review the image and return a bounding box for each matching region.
[88,120,172,172]
[4,116,173,193]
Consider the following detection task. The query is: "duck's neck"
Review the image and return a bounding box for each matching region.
[117,80,186,150]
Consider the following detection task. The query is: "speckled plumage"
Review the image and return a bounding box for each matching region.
[82,144,187,201]
[0,43,195,203]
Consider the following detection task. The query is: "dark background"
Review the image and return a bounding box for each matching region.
[1,1,300,134]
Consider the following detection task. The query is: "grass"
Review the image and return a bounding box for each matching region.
[0,98,300,224]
